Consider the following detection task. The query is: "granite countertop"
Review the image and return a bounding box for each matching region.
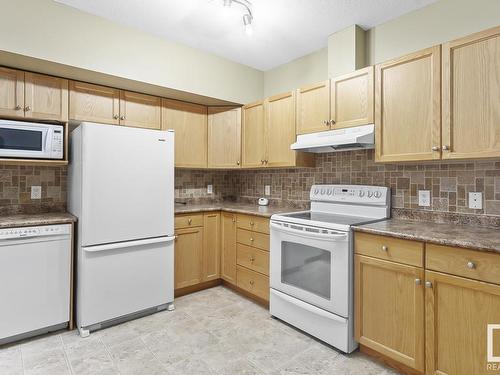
[353,219,500,253]
[175,202,304,218]
[0,212,77,229]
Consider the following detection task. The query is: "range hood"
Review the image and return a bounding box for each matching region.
[291,124,375,153]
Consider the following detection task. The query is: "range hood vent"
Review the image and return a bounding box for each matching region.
[291,124,375,153]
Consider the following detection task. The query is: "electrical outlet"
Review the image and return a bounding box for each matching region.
[469,192,482,209]
[31,186,42,200]
[265,185,271,196]
[207,184,213,194]
[418,190,431,207]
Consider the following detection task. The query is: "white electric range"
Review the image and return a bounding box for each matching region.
[269,184,390,353]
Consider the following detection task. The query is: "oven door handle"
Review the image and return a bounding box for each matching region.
[270,222,348,241]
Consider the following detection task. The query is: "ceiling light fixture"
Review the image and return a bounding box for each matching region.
[222,0,254,35]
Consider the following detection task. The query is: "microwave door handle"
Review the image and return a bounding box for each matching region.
[270,222,348,241]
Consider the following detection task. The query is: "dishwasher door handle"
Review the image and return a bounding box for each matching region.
[83,236,175,253]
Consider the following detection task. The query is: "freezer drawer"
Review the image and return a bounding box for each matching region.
[77,236,174,329]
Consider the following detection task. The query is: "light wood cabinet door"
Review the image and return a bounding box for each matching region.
[442,26,500,160]
[0,67,24,118]
[375,46,441,162]
[355,255,425,372]
[208,107,241,168]
[425,270,500,375]
[24,72,68,122]
[119,90,161,130]
[242,100,266,168]
[266,91,297,167]
[221,212,237,284]
[202,212,220,282]
[331,66,374,129]
[174,227,203,289]
[69,81,120,125]
[162,99,207,168]
[296,80,330,135]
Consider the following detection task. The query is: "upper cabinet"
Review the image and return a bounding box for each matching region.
[208,107,241,169]
[0,68,68,122]
[162,99,207,168]
[242,100,267,167]
[0,67,24,118]
[242,94,314,168]
[69,81,120,125]
[375,46,441,162]
[296,80,331,134]
[442,26,500,160]
[119,90,161,130]
[331,66,374,129]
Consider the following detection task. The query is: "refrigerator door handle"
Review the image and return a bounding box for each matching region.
[83,236,175,253]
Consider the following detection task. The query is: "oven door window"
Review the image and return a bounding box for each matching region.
[0,128,43,151]
[281,241,331,299]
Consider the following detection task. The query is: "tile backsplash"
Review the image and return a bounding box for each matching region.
[0,165,67,215]
[2,150,500,219]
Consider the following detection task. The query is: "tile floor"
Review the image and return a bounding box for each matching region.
[0,286,398,374]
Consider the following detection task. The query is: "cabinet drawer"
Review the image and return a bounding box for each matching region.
[237,229,269,251]
[237,265,269,301]
[175,214,204,229]
[426,244,500,285]
[237,244,269,276]
[355,232,424,267]
[237,214,269,234]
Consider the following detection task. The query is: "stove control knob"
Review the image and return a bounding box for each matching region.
[327,189,332,195]
[314,189,319,195]
[374,191,382,198]
[367,191,374,198]
[358,190,365,197]
[320,189,325,195]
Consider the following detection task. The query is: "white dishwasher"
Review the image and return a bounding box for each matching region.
[0,224,72,344]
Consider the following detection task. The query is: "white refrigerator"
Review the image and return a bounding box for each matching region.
[68,123,175,336]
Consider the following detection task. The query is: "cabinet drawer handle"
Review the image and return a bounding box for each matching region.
[415,278,421,285]
[467,261,476,269]
[381,245,388,251]
[425,281,432,289]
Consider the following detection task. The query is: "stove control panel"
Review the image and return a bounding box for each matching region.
[310,185,389,205]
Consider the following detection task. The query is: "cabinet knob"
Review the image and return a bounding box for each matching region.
[236,160,240,165]
[432,146,440,151]
[250,221,254,226]
[15,105,22,110]
[250,237,254,242]
[113,114,119,119]
[188,218,192,224]
[381,245,388,251]
[442,145,450,151]
[120,115,125,120]
[425,281,433,289]
[467,261,476,269]
[329,119,335,125]
[250,256,255,262]
[24,106,31,112]
[265,160,268,164]
[415,278,422,285]
[249,280,255,286]
[323,120,329,126]
[260,160,264,164]
[232,218,236,223]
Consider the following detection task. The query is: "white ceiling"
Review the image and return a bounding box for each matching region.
[55,0,437,71]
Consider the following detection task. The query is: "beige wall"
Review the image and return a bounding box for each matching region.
[0,0,263,104]
[263,48,327,97]
[366,0,500,65]
[327,25,366,78]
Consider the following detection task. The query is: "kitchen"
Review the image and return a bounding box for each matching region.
[0,0,499,374]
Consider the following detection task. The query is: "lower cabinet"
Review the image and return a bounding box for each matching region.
[355,255,425,372]
[221,212,237,284]
[355,233,500,375]
[202,212,220,282]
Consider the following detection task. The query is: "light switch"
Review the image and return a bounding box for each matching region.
[207,185,213,194]
[265,185,271,196]
[31,186,42,200]
[418,190,430,207]
[469,192,482,209]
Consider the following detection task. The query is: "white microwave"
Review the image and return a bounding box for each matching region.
[0,120,64,160]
